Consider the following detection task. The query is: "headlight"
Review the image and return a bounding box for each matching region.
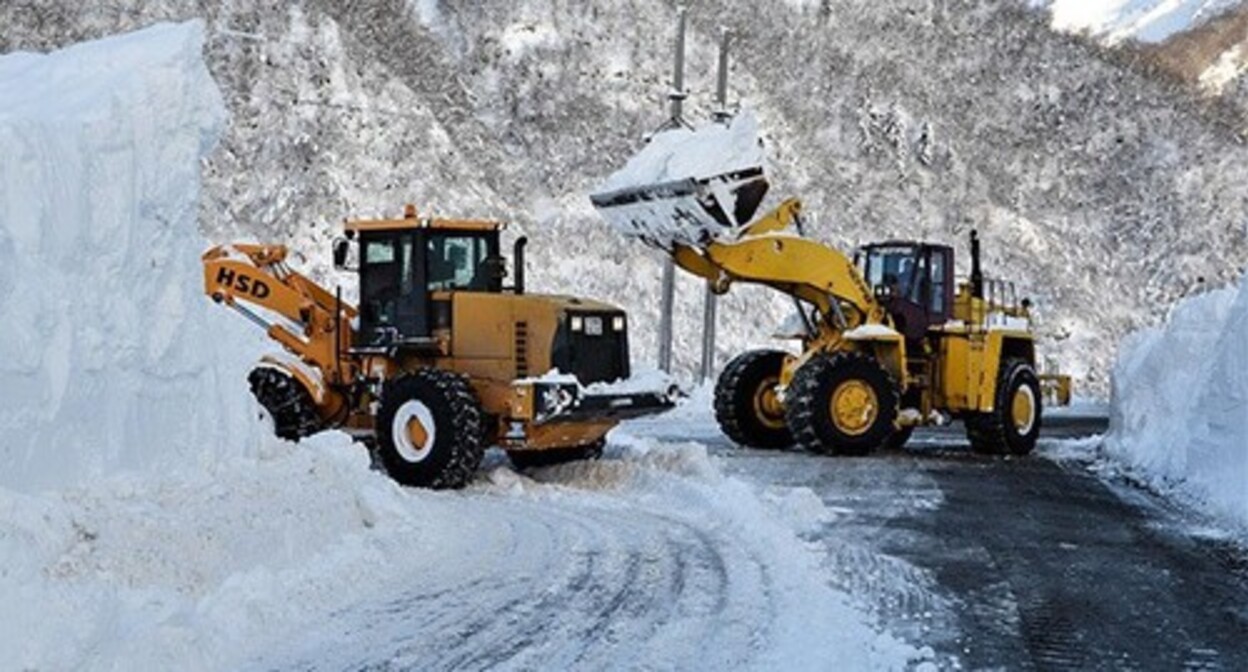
[570,316,584,332]
[612,316,626,331]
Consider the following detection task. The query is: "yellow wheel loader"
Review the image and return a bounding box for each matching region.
[203,205,673,488]
[592,176,1071,457]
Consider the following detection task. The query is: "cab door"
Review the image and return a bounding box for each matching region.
[358,232,428,345]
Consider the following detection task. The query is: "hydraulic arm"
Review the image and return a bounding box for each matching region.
[203,244,357,414]
[670,198,888,332]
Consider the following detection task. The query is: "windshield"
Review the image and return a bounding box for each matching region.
[864,245,920,298]
[426,233,497,292]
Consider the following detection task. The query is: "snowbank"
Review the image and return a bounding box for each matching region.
[1106,279,1248,529]
[1,429,922,670]
[0,21,263,492]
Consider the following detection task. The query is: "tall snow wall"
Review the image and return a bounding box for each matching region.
[1107,278,1248,529]
[0,22,262,492]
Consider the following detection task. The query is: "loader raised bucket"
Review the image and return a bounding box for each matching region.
[590,111,770,249]
[590,168,769,249]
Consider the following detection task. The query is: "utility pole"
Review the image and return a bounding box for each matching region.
[699,27,732,383]
[657,6,688,373]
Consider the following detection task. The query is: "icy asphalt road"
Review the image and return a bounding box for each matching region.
[635,411,1248,670]
[254,410,1248,671]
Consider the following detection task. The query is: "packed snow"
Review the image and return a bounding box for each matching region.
[1105,278,1248,530]
[597,111,766,194]
[592,110,767,247]
[0,21,263,493]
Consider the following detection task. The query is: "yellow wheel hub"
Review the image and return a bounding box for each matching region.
[407,416,430,448]
[1011,386,1036,434]
[830,380,878,437]
[753,376,786,429]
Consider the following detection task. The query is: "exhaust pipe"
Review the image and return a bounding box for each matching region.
[513,236,528,295]
[970,229,984,299]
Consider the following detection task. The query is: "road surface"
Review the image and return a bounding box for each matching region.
[677,414,1248,670]
[257,411,1248,670]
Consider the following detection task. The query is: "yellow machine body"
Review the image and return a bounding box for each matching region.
[667,198,1071,431]
[203,206,664,465]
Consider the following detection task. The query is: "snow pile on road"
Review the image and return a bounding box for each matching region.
[0,21,263,493]
[1029,0,1240,43]
[1107,278,1248,529]
[2,429,924,670]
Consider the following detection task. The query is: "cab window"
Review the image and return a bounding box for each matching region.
[929,250,947,313]
[864,246,919,298]
[427,234,496,292]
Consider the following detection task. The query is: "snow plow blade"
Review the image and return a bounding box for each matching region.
[589,167,770,248]
[527,379,677,426]
[540,390,677,425]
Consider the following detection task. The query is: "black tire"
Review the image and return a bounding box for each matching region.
[884,426,915,451]
[375,369,485,489]
[965,358,1042,456]
[714,350,794,449]
[785,352,900,456]
[508,439,605,470]
[249,367,322,441]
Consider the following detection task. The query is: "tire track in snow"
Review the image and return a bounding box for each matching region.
[248,473,793,671]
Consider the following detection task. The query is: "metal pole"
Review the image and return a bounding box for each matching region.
[658,6,687,373]
[699,284,717,382]
[714,27,731,122]
[669,7,688,122]
[658,258,675,372]
[700,27,732,383]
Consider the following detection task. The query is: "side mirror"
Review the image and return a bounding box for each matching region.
[332,238,350,269]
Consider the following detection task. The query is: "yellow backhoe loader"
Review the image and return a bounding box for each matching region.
[592,175,1071,456]
[203,205,672,488]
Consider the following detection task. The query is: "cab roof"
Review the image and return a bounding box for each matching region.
[344,204,504,234]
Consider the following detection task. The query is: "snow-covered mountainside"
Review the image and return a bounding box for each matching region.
[4,0,1248,395]
[1106,279,1248,530]
[0,20,264,493]
[1030,0,1241,44]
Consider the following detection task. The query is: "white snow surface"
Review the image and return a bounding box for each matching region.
[1031,0,1241,43]
[0,21,264,493]
[1106,278,1248,529]
[599,110,766,193]
[0,428,923,670]
[593,110,767,247]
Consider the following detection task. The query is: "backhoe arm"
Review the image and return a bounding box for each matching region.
[202,244,356,386]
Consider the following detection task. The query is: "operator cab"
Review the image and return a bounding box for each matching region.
[857,242,954,342]
[336,205,514,349]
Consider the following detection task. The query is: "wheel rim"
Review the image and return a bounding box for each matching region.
[830,380,878,437]
[752,375,786,429]
[392,400,437,463]
[1011,385,1036,435]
